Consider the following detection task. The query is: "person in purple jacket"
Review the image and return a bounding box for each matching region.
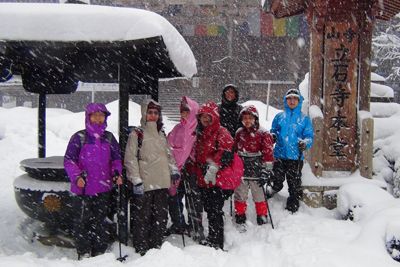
[64,103,122,260]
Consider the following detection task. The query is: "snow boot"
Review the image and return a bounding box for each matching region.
[285,197,300,213]
[235,214,247,233]
[257,215,268,225]
[166,223,189,236]
[78,253,91,260]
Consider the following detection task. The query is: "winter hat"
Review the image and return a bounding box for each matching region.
[147,102,161,112]
[285,88,300,99]
[239,105,259,120]
[241,112,254,118]
[180,102,190,112]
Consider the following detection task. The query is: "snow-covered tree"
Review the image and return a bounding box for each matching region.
[372,15,400,85]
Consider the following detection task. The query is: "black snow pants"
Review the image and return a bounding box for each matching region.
[130,189,168,253]
[73,191,111,256]
[199,186,225,249]
[271,158,304,211]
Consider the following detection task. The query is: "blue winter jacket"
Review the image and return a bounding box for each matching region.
[270,90,314,160]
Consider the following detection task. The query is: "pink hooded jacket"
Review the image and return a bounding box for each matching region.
[167,96,199,195]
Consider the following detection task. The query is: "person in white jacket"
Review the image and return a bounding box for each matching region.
[124,99,179,256]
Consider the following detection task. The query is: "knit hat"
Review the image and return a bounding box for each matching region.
[285,89,300,99]
[148,102,161,112]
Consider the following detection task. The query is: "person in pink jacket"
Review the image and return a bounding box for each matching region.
[166,96,201,239]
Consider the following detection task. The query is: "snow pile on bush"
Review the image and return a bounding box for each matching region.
[337,183,400,261]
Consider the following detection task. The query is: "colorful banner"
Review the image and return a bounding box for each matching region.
[175,10,309,38]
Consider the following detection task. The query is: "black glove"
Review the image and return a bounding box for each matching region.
[257,169,272,187]
[271,133,277,144]
[298,140,307,152]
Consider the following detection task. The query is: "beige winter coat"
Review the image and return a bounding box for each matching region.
[124,99,178,192]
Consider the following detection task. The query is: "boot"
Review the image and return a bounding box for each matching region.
[235,214,246,224]
[257,215,268,225]
[285,197,300,213]
[235,214,247,233]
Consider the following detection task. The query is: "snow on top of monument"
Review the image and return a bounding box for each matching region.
[371,82,394,98]
[371,72,386,82]
[0,3,197,77]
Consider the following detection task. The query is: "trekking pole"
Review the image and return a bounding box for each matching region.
[80,171,88,222]
[230,196,233,217]
[81,171,87,195]
[176,186,186,247]
[114,170,128,262]
[183,178,199,240]
[262,185,274,229]
[297,151,303,175]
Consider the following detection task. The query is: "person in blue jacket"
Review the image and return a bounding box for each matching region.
[269,88,314,213]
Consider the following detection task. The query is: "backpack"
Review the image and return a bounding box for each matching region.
[77,129,113,148]
[128,126,144,160]
[127,126,167,160]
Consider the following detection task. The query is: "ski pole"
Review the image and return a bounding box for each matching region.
[80,171,88,223]
[176,186,185,247]
[81,171,87,195]
[297,151,303,176]
[114,170,128,262]
[262,185,274,229]
[230,195,233,217]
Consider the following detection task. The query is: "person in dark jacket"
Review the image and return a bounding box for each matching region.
[233,105,274,231]
[64,103,122,260]
[188,101,234,250]
[218,84,242,201]
[270,89,314,213]
[218,84,242,138]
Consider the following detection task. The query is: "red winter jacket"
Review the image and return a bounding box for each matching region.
[234,105,274,179]
[191,102,234,188]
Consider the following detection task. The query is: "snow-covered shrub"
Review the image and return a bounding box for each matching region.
[337,183,394,222]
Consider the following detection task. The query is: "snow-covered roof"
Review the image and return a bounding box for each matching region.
[0,3,197,78]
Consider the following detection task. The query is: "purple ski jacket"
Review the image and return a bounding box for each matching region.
[64,103,122,195]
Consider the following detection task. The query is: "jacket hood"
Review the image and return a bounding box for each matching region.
[221,84,239,105]
[140,99,163,130]
[196,101,220,134]
[85,103,110,137]
[180,96,199,126]
[239,105,259,129]
[283,88,303,113]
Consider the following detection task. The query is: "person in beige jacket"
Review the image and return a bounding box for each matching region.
[124,99,180,256]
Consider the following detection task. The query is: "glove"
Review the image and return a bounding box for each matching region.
[271,133,277,144]
[298,140,307,152]
[171,171,180,181]
[204,164,218,185]
[133,183,144,197]
[257,169,272,187]
[264,161,273,171]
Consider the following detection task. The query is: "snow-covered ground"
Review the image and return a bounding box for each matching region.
[1,99,400,267]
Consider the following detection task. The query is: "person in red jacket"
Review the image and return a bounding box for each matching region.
[189,101,234,250]
[233,105,274,232]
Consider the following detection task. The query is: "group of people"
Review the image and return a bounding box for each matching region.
[63,85,314,259]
